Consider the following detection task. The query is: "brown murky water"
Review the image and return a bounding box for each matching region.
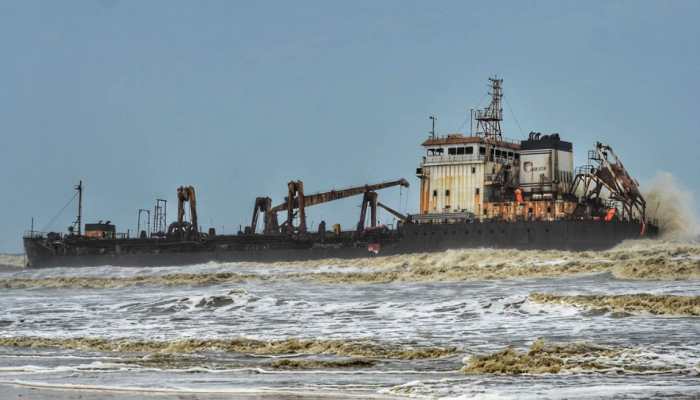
[0,239,699,399]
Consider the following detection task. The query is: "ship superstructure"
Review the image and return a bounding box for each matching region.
[415,77,640,225]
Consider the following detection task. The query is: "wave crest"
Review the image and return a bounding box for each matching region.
[0,336,456,360]
[462,339,687,374]
[529,292,700,316]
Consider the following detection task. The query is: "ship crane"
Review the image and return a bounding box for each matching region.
[570,142,647,222]
[248,178,409,234]
[168,185,199,239]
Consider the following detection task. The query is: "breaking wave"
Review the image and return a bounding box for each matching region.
[529,293,700,316]
[0,272,266,289]
[0,254,24,269]
[0,336,456,360]
[3,240,698,288]
[268,358,377,369]
[461,339,688,375]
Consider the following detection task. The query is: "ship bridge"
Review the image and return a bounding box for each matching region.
[417,133,521,215]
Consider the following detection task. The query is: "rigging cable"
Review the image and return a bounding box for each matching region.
[504,94,524,137]
[41,191,79,232]
[457,92,490,134]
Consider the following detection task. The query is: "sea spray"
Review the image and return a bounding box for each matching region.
[643,172,700,240]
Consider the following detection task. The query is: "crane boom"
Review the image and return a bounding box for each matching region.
[377,201,408,222]
[269,178,409,213]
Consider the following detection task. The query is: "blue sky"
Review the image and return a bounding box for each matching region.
[1,1,698,252]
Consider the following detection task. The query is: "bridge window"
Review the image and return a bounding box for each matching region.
[457,147,465,155]
[448,147,457,155]
[479,146,486,155]
[466,146,474,154]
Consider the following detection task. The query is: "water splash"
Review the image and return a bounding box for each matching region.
[643,172,700,240]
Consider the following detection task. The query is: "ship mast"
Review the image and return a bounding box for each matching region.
[474,77,503,142]
[73,180,82,236]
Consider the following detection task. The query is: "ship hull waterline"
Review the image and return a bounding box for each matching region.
[23,220,654,268]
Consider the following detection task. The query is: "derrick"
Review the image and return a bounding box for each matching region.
[247,179,409,234]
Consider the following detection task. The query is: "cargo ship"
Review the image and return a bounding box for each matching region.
[23,77,657,268]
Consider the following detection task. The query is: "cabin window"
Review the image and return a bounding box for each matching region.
[433,190,438,197]
[445,189,450,196]
[448,147,457,155]
[471,167,476,174]
[457,147,465,155]
[495,149,501,157]
[479,146,486,155]
[514,153,520,159]
[475,188,480,195]
[466,146,474,154]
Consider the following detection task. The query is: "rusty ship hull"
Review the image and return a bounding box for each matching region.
[23,220,654,268]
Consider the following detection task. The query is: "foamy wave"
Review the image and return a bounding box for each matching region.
[462,339,690,375]
[0,254,25,268]
[0,336,456,360]
[528,293,700,316]
[3,240,698,288]
[0,271,265,289]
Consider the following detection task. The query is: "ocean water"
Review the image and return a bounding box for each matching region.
[0,240,698,399]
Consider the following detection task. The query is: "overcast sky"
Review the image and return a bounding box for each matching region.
[1,1,698,252]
